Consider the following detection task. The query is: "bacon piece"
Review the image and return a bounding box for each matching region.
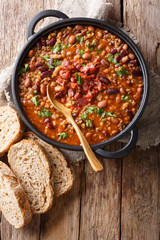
[74,92,81,100]
[76,97,88,106]
[68,89,74,97]
[59,70,71,79]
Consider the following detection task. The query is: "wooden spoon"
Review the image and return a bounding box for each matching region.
[47,83,103,172]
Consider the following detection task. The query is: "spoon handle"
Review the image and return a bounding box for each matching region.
[68,115,103,172]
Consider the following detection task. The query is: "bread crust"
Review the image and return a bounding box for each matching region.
[0,106,25,157]
[0,161,32,228]
[8,139,53,214]
[24,132,74,197]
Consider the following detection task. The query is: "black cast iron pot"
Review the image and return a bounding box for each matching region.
[12,10,149,158]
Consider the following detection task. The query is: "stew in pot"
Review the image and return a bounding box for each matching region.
[18,25,143,145]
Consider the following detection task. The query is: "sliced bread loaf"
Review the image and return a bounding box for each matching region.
[0,161,32,228]
[8,139,53,214]
[0,106,24,157]
[24,132,74,197]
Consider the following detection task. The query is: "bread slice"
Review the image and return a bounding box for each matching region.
[24,132,74,197]
[0,106,24,157]
[8,139,53,214]
[0,161,32,228]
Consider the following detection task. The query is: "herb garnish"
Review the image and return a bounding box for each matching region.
[76,36,84,45]
[53,43,63,53]
[58,132,68,140]
[79,49,85,56]
[18,64,28,75]
[31,96,39,107]
[38,108,51,118]
[64,42,70,48]
[33,90,37,95]
[96,48,103,54]
[121,95,132,103]
[75,72,83,85]
[116,67,129,77]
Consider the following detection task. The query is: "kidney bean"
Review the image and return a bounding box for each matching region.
[129,53,135,60]
[39,66,49,72]
[114,55,120,63]
[62,32,68,38]
[131,68,142,76]
[126,109,134,120]
[107,88,119,95]
[119,49,127,57]
[102,130,110,138]
[123,44,128,50]
[41,37,46,46]
[40,84,46,95]
[48,58,54,67]
[100,59,109,68]
[121,55,129,63]
[35,62,44,67]
[129,60,137,65]
[33,84,40,92]
[99,76,110,85]
[110,48,117,54]
[47,122,55,129]
[69,35,76,44]
[47,37,56,46]
[74,30,81,34]
[119,87,126,95]
[36,41,42,49]
[75,25,83,31]
[41,71,52,79]
[55,91,63,99]
[126,79,132,86]
[97,100,108,108]
[44,118,50,123]
[24,78,31,88]
[111,118,119,125]
[72,112,78,118]
[82,53,92,60]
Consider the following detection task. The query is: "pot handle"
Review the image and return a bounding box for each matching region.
[94,126,138,159]
[27,10,69,40]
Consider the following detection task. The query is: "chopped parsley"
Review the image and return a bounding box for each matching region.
[40,55,50,61]
[85,119,93,128]
[40,55,61,68]
[53,43,63,53]
[76,36,84,45]
[108,54,118,65]
[64,42,70,48]
[86,39,96,51]
[102,119,106,123]
[79,49,85,56]
[58,132,68,140]
[116,67,129,77]
[121,95,132,103]
[96,48,103,54]
[81,106,116,121]
[31,96,39,107]
[38,108,51,118]
[81,63,85,66]
[18,64,28,75]
[75,72,83,85]
[88,30,92,33]
[53,59,61,67]
[33,90,37,95]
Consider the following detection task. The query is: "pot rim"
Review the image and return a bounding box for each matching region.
[12,17,149,151]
